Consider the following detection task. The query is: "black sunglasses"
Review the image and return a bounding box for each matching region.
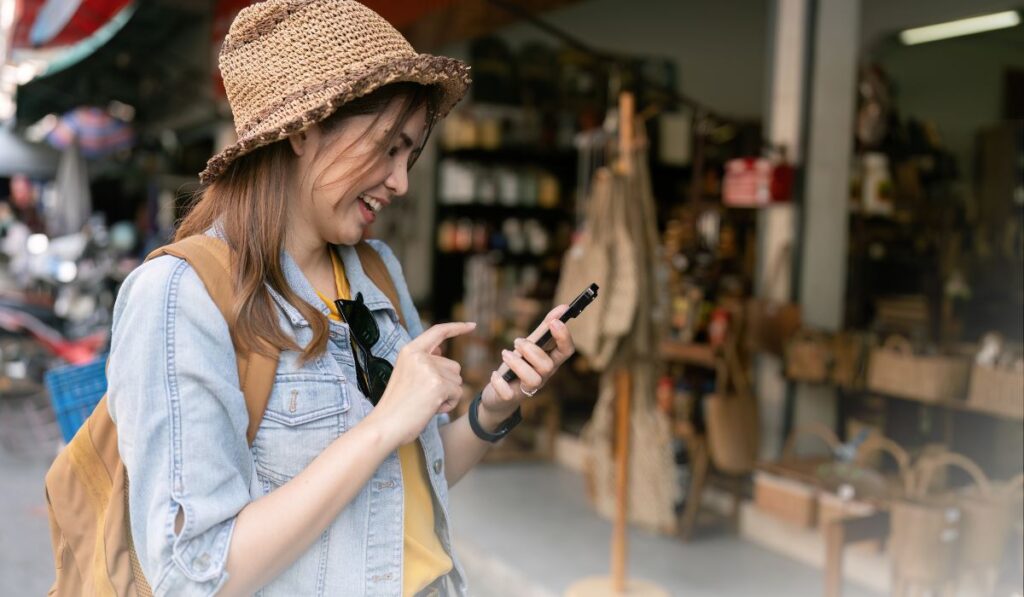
[335,292,393,404]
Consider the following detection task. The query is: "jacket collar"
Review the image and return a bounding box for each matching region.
[203,226,397,328]
[270,244,398,328]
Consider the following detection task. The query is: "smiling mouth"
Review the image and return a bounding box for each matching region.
[358,193,384,214]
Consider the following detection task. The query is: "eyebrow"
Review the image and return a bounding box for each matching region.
[399,132,415,149]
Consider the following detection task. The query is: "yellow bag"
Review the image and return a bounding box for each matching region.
[44,236,403,596]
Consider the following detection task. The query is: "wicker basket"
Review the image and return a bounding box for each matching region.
[784,330,831,383]
[867,336,970,403]
[890,453,990,586]
[967,362,1024,419]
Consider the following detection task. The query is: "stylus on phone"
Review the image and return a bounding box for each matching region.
[501,283,599,384]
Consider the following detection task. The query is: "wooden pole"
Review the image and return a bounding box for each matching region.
[611,89,635,594]
[564,89,670,597]
[616,92,635,176]
[612,367,631,593]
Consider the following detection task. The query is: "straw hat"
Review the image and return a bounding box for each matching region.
[200,0,471,184]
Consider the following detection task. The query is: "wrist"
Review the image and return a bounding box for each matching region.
[477,392,519,432]
[359,409,402,452]
[475,401,511,433]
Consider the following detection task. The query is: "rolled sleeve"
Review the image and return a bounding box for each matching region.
[108,255,253,596]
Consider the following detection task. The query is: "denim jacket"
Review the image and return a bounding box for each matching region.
[107,237,466,596]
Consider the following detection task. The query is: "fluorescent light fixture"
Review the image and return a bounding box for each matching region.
[900,11,1020,45]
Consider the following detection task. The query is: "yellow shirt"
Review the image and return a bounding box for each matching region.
[318,250,453,596]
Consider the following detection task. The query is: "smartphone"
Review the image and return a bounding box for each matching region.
[501,283,599,384]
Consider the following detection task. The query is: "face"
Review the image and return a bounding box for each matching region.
[287,99,428,247]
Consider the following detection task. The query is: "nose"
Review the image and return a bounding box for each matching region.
[384,161,409,197]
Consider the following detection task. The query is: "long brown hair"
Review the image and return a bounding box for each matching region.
[177,82,439,361]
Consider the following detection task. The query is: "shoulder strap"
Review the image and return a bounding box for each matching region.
[147,236,278,444]
[354,241,407,329]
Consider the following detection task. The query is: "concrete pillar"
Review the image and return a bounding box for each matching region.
[793,0,860,432]
[757,0,810,458]
[758,0,860,454]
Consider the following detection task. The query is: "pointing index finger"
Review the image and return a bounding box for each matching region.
[406,321,477,353]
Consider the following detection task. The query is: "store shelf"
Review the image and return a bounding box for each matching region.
[439,146,576,166]
[860,390,1024,422]
[658,339,717,369]
[436,202,569,219]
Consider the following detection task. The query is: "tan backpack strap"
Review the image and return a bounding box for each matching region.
[146,236,279,445]
[354,241,407,330]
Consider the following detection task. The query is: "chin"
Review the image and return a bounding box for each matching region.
[333,227,363,246]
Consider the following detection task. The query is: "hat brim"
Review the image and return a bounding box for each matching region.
[199,54,470,184]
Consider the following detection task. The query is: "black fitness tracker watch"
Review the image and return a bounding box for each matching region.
[468,393,522,443]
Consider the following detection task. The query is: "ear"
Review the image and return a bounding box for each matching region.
[288,128,313,157]
[287,132,306,156]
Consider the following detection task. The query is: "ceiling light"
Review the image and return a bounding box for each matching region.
[900,11,1020,45]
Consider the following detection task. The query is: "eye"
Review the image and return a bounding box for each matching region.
[388,146,399,158]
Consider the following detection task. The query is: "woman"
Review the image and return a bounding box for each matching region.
[107,2,576,596]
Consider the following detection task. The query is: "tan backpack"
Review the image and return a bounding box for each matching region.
[44,235,405,596]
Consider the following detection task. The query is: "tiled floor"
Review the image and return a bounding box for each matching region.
[0,448,55,596]
[3,445,881,597]
[450,462,882,597]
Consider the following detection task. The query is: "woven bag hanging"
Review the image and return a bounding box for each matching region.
[577,128,678,534]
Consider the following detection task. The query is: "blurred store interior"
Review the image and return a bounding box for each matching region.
[1,1,1022,596]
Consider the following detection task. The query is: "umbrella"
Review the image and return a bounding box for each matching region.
[12,0,134,49]
[45,107,134,159]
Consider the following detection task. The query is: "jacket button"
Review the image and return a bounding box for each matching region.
[432,459,443,475]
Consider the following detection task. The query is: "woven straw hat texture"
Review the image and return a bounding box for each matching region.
[200,0,471,183]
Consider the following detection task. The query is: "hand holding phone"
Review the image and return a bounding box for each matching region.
[500,283,599,384]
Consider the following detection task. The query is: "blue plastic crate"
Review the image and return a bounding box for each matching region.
[44,356,108,443]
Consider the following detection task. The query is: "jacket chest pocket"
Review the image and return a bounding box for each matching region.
[371,309,406,362]
[253,373,349,486]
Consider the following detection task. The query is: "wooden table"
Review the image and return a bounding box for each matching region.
[823,511,890,597]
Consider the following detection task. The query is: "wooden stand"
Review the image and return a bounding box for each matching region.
[565,367,668,597]
[565,92,668,597]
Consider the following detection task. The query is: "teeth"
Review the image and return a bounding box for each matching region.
[360,194,382,214]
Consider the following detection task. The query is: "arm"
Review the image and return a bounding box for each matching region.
[440,306,576,487]
[218,415,396,596]
[364,241,577,488]
[437,405,512,487]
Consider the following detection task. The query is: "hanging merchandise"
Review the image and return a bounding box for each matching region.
[555,169,615,367]
[860,152,894,215]
[563,97,678,534]
[855,65,892,150]
[744,243,801,356]
[657,108,692,166]
[704,344,759,476]
[722,152,795,207]
[50,142,92,236]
